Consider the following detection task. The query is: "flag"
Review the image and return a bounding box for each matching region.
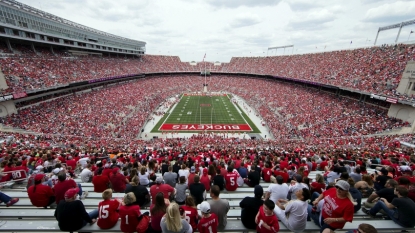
[202,53,206,62]
[324,45,326,49]
[411,30,414,34]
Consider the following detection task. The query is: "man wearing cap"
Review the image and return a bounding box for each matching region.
[198,201,219,233]
[55,187,98,232]
[274,187,311,233]
[50,167,63,187]
[187,166,197,187]
[109,166,128,193]
[27,174,55,208]
[150,176,176,204]
[309,180,354,233]
[239,185,264,229]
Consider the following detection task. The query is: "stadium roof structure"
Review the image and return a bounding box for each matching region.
[0,0,146,55]
[374,19,415,45]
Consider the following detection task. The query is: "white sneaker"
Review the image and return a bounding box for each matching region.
[80,191,89,200]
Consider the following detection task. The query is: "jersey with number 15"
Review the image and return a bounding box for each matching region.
[97,199,120,229]
[225,172,238,191]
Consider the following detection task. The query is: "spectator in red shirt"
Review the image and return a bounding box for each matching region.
[150,192,168,233]
[225,166,239,191]
[198,201,219,233]
[255,199,280,233]
[92,168,111,193]
[27,174,55,208]
[119,192,141,233]
[109,167,128,193]
[54,171,87,204]
[150,177,176,204]
[97,189,121,229]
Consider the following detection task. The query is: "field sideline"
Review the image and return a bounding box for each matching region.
[151,94,261,133]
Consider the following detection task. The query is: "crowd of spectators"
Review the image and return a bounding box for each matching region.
[1,75,411,149]
[1,42,414,101]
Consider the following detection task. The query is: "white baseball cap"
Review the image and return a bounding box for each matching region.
[36,165,44,170]
[199,201,211,213]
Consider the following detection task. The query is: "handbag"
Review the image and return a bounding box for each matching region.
[136,212,150,233]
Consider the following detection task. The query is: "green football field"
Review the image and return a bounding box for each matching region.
[151,94,261,133]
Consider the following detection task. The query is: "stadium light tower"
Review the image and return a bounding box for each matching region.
[374,19,415,45]
[267,45,294,56]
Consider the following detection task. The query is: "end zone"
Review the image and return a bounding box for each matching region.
[159,123,252,131]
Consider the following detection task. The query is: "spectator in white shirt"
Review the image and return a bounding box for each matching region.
[79,164,93,183]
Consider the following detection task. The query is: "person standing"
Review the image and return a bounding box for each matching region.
[208,185,230,230]
[239,185,265,229]
[274,188,310,233]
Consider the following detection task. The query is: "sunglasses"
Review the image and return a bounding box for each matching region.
[335,186,345,191]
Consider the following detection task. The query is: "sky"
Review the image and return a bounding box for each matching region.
[16,0,415,62]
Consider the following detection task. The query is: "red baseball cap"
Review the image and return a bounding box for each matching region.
[34,173,45,181]
[64,188,80,199]
[203,168,208,174]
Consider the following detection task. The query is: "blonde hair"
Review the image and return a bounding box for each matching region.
[130,176,139,186]
[123,192,136,205]
[165,203,182,232]
[270,176,276,183]
[102,189,113,200]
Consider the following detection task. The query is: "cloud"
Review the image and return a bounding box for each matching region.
[363,1,415,23]
[287,9,337,30]
[228,13,262,28]
[283,0,323,11]
[205,0,281,8]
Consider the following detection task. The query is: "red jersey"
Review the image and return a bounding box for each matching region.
[54,179,77,204]
[97,199,120,229]
[66,160,76,170]
[119,205,141,233]
[256,206,280,233]
[197,213,218,233]
[92,175,111,193]
[273,170,289,183]
[27,184,54,207]
[181,205,198,231]
[109,173,127,192]
[11,166,28,180]
[262,168,272,182]
[200,174,211,191]
[150,184,174,204]
[224,173,238,191]
[321,188,354,229]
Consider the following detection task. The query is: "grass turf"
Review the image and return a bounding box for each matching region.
[150,94,261,133]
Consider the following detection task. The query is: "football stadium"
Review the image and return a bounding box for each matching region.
[0,0,415,232]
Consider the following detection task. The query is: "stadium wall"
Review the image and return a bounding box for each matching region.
[396,61,415,96]
[0,100,17,117]
[388,104,415,130]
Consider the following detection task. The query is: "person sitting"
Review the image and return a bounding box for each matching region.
[109,167,128,193]
[240,185,264,229]
[119,192,141,233]
[27,174,55,208]
[363,186,415,228]
[150,192,169,233]
[189,175,206,205]
[255,199,280,233]
[274,188,310,233]
[97,189,121,229]
[160,203,192,233]
[92,167,111,193]
[54,187,98,232]
[124,175,150,208]
[198,201,219,233]
[181,196,199,231]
